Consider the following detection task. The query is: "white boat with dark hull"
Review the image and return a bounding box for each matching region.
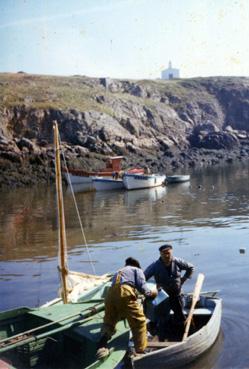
[123,173,166,190]
[132,291,222,369]
[93,177,125,191]
[166,175,190,184]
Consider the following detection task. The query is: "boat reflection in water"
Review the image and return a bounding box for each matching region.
[124,186,167,206]
[166,181,191,194]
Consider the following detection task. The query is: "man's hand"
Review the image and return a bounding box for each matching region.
[181,277,187,285]
[149,290,158,299]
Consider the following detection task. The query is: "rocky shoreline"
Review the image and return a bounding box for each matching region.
[1,73,249,188]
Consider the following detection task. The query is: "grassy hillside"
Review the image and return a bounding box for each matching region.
[0,72,108,111]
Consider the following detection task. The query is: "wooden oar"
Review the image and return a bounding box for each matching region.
[182,273,205,341]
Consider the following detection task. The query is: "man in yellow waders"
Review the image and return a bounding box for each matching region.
[97,257,157,359]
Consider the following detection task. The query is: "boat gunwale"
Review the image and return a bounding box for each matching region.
[92,178,123,183]
[123,173,166,180]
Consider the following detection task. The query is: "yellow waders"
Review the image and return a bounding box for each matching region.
[102,272,147,352]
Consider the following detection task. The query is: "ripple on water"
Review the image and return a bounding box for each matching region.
[219,313,249,369]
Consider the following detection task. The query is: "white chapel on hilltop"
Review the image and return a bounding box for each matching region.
[161,61,180,80]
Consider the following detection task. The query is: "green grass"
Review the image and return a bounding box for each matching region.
[0,73,108,112]
[1,72,247,115]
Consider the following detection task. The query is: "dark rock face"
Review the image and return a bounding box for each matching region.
[190,131,239,150]
[1,74,249,187]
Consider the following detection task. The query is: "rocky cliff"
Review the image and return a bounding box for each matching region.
[1,72,249,187]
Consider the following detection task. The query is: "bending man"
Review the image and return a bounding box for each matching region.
[97,257,157,358]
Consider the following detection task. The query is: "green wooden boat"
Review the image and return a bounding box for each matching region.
[0,282,130,369]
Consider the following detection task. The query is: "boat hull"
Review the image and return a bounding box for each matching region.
[166,175,190,183]
[133,296,222,369]
[65,173,93,184]
[123,174,166,190]
[93,178,124,191]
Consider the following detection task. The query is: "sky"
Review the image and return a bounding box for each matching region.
[1,0,249,79]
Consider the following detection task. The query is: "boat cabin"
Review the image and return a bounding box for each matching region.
[100,156,123,173]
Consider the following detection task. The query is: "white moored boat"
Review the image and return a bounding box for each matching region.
[123,173,166,190]
[92,177,125,191]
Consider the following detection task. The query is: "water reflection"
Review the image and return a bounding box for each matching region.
[0,186,57,261]
[166,181,191,194]
[123,186,167,206]
[2,163,249,260]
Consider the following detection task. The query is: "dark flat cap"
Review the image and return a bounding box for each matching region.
[159,244,173,252]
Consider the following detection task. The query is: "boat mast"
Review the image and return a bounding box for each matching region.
[53,121,68,304]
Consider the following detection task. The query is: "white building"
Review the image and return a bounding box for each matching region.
[161,61,180,80]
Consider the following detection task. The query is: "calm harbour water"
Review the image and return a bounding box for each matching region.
[1,163,249,369]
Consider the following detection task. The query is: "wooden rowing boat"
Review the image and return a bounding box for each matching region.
[0,282,130,369]
[132,291,222,369]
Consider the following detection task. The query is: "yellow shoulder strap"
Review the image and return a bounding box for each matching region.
[114,270,122,285]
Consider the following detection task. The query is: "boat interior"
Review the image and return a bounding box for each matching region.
[144,294,216,351]
[0,283,129,369]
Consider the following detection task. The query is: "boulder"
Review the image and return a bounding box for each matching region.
[16,137,35,151]
[196,132,239,150]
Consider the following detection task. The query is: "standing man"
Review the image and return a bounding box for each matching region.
[97,257,157,359]
[144,244,194,340]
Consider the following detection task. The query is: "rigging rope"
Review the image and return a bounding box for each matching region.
[36,259,42,307]
[58,133,96,274]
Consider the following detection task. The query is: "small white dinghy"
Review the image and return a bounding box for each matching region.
[123,173,166,190]
[166,175,190,183]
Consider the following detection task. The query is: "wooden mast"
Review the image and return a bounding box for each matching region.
[53,121,68,304]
